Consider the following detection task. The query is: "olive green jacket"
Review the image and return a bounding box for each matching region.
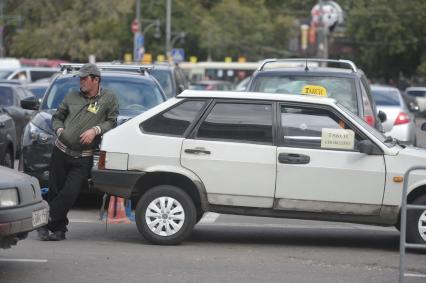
[52,88,119,151]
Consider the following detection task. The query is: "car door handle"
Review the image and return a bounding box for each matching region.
[184,148,211,155]
[278,153,310,164]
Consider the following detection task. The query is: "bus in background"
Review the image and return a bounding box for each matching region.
[179,61,260,85]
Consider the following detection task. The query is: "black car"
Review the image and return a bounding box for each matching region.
[150,63,189,99]
[21,66,166,189]
[0,166,48,248]
[0,108,17,168]
[247,59,384,130]
[0,83,37,154]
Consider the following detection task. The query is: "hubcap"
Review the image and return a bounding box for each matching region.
[418,210,426,241]
[145,196,185,237]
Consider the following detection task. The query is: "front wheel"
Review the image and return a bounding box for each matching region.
[135,185,196,245]
[406,195,426,244]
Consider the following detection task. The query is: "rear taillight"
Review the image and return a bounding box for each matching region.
[98,151,106,170]
[394,112,410,125]
[363,115,375,127]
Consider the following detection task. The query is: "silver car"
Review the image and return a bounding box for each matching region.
[371,85,416,145]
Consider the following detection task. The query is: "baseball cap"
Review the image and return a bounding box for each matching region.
[75,63,101,77]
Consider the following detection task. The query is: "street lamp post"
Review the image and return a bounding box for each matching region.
[165,0,172,60]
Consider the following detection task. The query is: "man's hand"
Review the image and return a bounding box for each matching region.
[80,128,97,145]
[56,128,64,136]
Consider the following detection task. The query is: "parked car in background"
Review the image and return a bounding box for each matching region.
[247,59,385,130]
[370,85,416,145]
[0,166,48,248]
[0,108,17,168]
[405,86,426,115]
[25,81,50,102]
[0,67,59,83]
[189,80,234,91]
[150,63,189,99]
[21,64,166,189]
[0,84,36,155]
[92,90,426,245]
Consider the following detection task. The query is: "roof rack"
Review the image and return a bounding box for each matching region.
[59,63,153,75]
[257,58,358,73]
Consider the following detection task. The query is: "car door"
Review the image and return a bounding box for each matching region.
[181,100,276,208]
[274,103,386,215]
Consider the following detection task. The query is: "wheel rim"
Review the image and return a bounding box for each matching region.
[145,196,185,237]
[418,210,426,241]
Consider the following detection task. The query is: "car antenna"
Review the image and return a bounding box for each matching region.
[304,57,309,71]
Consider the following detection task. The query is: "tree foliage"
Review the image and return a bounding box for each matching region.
[3,0,426,80]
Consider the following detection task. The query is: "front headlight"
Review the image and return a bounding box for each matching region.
[0,188,19,207]
[26,122,54,144]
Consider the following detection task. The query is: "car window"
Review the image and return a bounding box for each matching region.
[253,75,358,114]
[371,89,401,106]
[280,105,363,151]
[31,70,57,82]
[43,76,164,111]
[360,81,376,127]
[151,69,174,99]
[196,102,273,144]
[141,100,207,136]
[0,86,14,106]
[406,90,426,97]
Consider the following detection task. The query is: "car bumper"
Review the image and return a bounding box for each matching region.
[0,200,49,236]
[91,168,146,198]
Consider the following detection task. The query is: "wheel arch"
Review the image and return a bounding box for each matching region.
[131,171,208,216]
[407,184,426,204]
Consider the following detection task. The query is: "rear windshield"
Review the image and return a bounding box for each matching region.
[252,75,358,114]
[0,86,13,106]
[42,76,165,111]
[406,90,426,97]
[371,89,401,106]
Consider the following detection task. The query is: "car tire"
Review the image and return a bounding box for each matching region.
[1,148,13,169]
[406,194,426,244]
[135,185,196,245]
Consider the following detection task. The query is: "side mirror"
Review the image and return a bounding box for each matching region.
[421,123,426,131]
[21,99,39,110]
[408,102,420,112]
[378,110,387,123]
[358,140,382,155]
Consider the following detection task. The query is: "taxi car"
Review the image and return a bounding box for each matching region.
[92,90,426,245]
[0,166,48,248]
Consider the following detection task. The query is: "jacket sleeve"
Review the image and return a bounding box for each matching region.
[52,95,69,133]
[97,92,119,134]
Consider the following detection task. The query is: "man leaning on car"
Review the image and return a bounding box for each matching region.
[37,63,118,241]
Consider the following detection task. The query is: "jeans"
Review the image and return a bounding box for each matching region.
[47,146,93,232]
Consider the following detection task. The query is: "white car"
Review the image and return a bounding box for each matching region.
[92,90,426,245]
[405,86,426,113]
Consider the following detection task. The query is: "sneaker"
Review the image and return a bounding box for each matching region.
[49,231,66,241]
[37,227,50,241]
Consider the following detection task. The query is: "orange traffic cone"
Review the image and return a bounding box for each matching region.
[106,196,131,224]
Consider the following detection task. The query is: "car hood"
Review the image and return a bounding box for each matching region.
[30,108,142,134]
[397,146,426,163]
[0,166,36,187]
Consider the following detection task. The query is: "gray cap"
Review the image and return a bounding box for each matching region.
[75,63,101,77]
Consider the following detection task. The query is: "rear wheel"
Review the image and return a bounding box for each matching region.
[135,185,196,245]
[1,148,13,169]
[407,195,426,244]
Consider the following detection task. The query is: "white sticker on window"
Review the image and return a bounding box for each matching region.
[321,128,355,150]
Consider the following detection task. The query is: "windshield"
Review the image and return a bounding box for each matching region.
[42,76,164,112]
[0,70,14,79]
[337,102,393,147]
[253,75,358,114]
[0,86,13,106]
[150,69,174,99]
[371,89,401,106]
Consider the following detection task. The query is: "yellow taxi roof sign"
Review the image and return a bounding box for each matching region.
[301,85,327,97]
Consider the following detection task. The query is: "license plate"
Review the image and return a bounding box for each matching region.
[32,208,48,227]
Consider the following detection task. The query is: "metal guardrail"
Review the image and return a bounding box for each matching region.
[399,166,426,283]
[257,58,358,73]
[59,63,153,75]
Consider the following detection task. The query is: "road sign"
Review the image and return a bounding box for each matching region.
[134,32,144,62]
[171,48,185,63]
